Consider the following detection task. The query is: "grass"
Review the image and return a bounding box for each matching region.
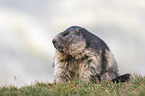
[0,74,145,96]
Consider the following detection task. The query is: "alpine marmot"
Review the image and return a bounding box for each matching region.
[52,26,130,83]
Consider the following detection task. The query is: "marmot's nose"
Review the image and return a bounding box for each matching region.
[52,39,56,44]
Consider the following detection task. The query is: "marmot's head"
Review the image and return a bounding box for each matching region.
[52,26,86,58]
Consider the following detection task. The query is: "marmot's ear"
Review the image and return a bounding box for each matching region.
[111,74,130,83]
[76,28,81,36]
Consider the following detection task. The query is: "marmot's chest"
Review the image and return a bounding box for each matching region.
[65,55,100,79]
[65,57,85,79]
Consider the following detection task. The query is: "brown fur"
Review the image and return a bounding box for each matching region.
[52,26,119,83]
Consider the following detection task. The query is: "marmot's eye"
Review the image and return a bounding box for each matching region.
[62,32,69,37]
[75,31,81,36]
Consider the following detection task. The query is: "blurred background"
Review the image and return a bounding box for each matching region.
[0,0,145,87]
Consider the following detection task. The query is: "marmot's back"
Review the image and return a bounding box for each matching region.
[64,26,110,51]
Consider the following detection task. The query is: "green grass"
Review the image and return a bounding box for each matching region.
[0,74,145,96]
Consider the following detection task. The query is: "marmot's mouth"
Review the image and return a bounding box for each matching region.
[56,46,64,52]
[53,43,64,52]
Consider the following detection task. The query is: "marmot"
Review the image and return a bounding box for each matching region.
[52,26,130,83]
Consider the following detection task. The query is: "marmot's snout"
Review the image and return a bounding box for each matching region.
[52,38,64,52]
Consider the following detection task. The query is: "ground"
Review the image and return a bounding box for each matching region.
[0,74,145,96]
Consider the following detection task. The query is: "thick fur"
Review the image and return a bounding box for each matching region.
[52,26,129,83]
